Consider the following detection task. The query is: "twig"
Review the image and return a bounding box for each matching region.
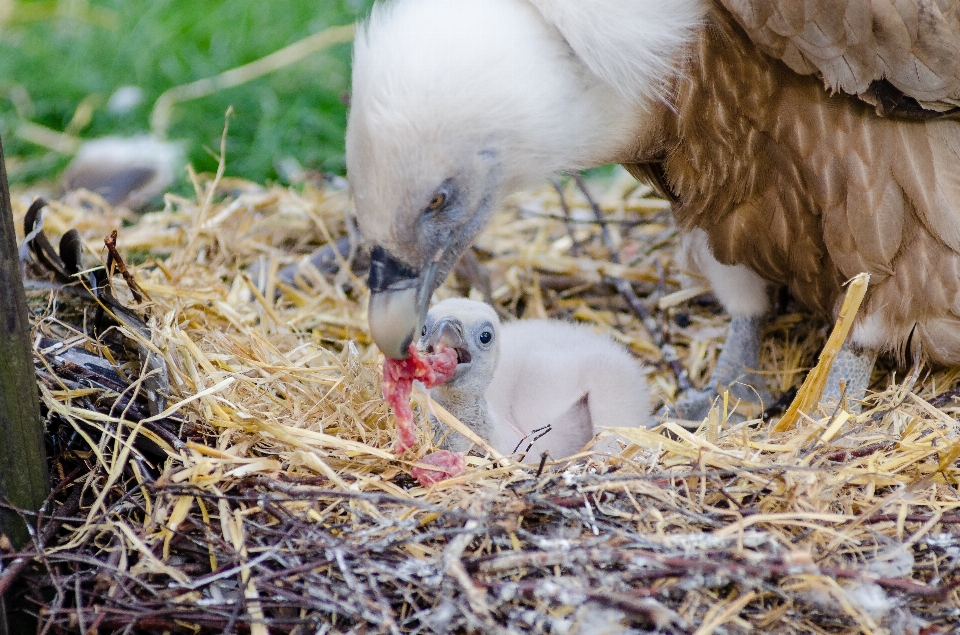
[245,478,477,516]
[151,24,355,136]
[571,173,615,258]
[535,452,549,478]
[475,547,954,598]
[563,174,693,391]
[864,513,960,524]
[551,178,584,257]
[611,275,693,391]
[104,230,147,303]
[929,385,960,408]
[525,210,648,226]
[0,482,83,596]
[442,520,510,635]
[488,579,690,633]
[822,441,892,463]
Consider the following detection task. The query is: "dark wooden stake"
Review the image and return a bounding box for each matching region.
[0,134,50,634]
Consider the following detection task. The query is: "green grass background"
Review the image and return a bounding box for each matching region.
[0,0,374,187]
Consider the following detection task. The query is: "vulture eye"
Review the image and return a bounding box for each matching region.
[479,330,493,344]
[421,325,427,338]
[426,191,446,213]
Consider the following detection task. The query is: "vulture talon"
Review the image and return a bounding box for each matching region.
[662,315,772,423]
[660,389,724,424]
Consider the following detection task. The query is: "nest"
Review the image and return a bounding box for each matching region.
[5,165,960,634]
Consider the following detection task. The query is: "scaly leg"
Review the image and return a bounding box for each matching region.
[820,343,878,412]
[661,315,773,421]
[663,231,773,422]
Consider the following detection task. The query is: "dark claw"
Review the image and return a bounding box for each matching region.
[59,230,84,277]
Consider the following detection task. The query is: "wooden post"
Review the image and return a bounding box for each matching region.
[0,134,49,634]
[0,135,49,544]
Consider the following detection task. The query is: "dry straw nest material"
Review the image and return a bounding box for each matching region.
[6,166,960,634]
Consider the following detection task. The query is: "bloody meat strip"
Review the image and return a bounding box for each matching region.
[382,343,458,453]
[410,450,466,486]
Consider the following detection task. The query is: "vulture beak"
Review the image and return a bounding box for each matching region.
[425,317,471,365]
[367,245,439,359]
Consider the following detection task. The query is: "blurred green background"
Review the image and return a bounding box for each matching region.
[0,0,374,188]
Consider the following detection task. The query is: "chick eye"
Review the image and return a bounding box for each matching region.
[479,330,492,344]
[426,191,446,212]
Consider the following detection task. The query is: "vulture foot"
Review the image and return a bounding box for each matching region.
[820,345,878,413]
[662,315,772,423]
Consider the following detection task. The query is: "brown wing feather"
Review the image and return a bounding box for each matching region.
[718,0,960,115]
[636,6,960,364]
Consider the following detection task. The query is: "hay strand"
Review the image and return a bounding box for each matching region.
[774,272,869,433]
[7,171,959,633]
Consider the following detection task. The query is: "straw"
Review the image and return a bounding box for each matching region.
[9,167,960,633]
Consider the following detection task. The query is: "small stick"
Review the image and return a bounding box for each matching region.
[550,178,584,257]
[611,275,693,392]
[104,230,148,304]
[929,384,960,407]
[526,211,646,226]
[487,580,688,633]
[571,173,615,259]
[512,424,552,456]
[0,483,83,596]
[476,547,956,598]
[569,174,693,391]
[864,513,960,524]
[822,440,892,463]
[535,452,549,478]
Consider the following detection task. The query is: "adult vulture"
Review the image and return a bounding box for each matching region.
[346,0,960,419]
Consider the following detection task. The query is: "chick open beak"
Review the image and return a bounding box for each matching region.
[367,245,438,359]
[425,318,471,364]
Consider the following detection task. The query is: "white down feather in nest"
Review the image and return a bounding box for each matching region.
[419,298,651,460]
[61,136,184,209]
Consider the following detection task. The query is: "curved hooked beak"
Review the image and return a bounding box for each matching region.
[367,245,439,359]
[425,318,469,363]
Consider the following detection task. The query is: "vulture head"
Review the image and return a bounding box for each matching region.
[418,298,501,397]
[347,0,701,357]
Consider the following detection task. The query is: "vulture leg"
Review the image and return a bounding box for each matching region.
[820,344,878,412]
[662,315,772,421]
[663,231,772,421]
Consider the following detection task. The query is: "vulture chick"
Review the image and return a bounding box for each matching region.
[348,0,960,419]
[419,298,651,460]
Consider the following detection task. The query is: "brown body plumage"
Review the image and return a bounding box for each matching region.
[629,2,960,363]
[723,0,960,114]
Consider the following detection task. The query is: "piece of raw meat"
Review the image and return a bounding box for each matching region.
[382,343,457,453]
[410,450,466,486]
